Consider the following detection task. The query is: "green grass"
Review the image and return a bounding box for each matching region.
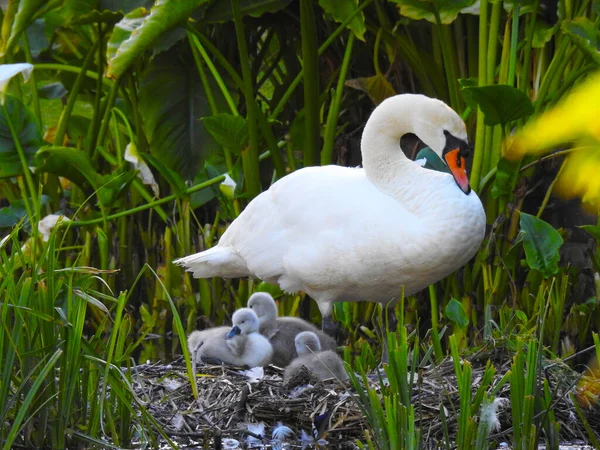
[1,0,600,447]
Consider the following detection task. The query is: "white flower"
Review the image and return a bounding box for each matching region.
[38,214,70,242]
[124,142,159,197]
[0,63,33,104]
[220,174,237,199]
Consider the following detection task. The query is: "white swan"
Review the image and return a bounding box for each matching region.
[175,94,486,335]
[247,292,336,366]
[283,331,348,383]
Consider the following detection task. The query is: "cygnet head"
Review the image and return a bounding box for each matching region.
[294,331,322,356]
[247,292,278,323]
[226,308,260,339]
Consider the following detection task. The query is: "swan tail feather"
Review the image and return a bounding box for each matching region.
[173,247,250,278]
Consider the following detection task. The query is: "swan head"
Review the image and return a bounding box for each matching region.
[371,94,472,194]
[247,292,278,323]
[406,96,471,194]
[295,331,322,356]
[227,308,260,339]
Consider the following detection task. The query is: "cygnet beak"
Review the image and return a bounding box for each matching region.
[226,325,241,339]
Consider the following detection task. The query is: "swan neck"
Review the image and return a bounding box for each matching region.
[360,99,422,195]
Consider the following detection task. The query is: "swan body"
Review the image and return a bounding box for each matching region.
[247,292,337,366]
[283,331,348,383]
[175,94,486,331]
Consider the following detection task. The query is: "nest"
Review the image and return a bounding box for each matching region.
[126,350,600,449]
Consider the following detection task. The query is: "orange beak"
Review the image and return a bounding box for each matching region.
[444,148,471,194]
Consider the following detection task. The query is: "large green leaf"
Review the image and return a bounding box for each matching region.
[580,225,600,241]
[390,0,476,24]
[0,203,27,228]
[105,7,149,65]
[345,73,396,105]
[319,0,365,41]
[201,0,292,23]
[519,212,564,278]
[461,84,534,126]
[106,7,150,66]
[202,114,248,155]
[138,50,220,180]
[105,0,210,79]
[533,21,558,48]
[0,0,59,56]
[36,146,105,190]
[562,18,600,66]
[73,0,155,24]
[98,0,154,13]
[0,95,43,178]
[62,0,99,24]
[444,298,469,329]
[35,146,136,207]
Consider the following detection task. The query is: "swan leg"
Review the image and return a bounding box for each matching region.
[322,315,339,338]
[317,301,339,338]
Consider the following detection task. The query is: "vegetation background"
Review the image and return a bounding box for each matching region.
[0,0,600,448]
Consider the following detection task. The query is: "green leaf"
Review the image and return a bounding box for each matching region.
[533,21,557,48]
[445,298,469,328]
[106,0,210,78]
[491,157,519,199]
[345,73,396,105]
[0,0,59,56]
[98,0,154,13]
[36,146,104,191]
[461,84,534,126]
[202,114,248,155]
[519,212,564,278]
[562,18,600,66]
[458,77,478,89]
[35,146,136,207]
[62,0,99,24]
[202,0,292,23]
[38,82,67,99]
[105,7,149,66]
[138,51,220,180]
[0,95,43,178]
[319,0,366,41]
[390,0,476,24]
[0,203,27,228]
[580,225,600,241]
[144,153,187,195]
[72,10,124,25]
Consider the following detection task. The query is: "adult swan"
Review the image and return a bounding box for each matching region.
[175,94,486,336]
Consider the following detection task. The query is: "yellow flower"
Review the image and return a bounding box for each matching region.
[506,71,600,210]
